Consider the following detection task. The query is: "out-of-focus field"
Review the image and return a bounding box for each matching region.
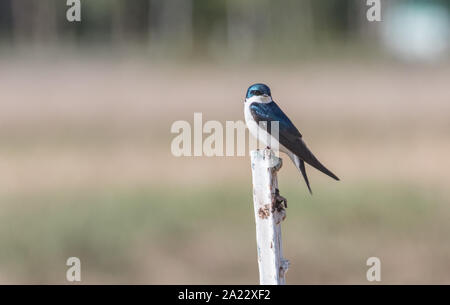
[1,56,449,283]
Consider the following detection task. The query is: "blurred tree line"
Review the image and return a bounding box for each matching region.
[0,0,447,59]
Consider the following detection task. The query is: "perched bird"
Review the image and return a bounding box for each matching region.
[244,83,339,193]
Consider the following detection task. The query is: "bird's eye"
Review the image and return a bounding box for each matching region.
[253,90,261,96]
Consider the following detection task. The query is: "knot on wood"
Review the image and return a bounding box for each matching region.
[279,258,290,278]
[272,188,287,213]
[272,188,287,224]
[261,149,282,172]
[258,204,271,219]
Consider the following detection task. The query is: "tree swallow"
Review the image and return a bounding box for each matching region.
[244,83,339,193]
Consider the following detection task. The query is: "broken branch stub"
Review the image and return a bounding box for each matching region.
[250,149,289,285]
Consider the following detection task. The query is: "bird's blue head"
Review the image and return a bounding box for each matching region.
[246,83,272,99]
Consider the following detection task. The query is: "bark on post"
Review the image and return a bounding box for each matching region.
[250,149,289,285]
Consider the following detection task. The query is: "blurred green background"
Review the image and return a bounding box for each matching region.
[0,0,449,284]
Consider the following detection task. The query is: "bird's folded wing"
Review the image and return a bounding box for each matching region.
[249,101,302,141]
[250,101,339,181]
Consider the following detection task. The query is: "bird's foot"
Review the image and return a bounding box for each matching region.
[272,188,287,213]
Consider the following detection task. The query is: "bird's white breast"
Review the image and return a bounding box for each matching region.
[244,97,289,154]
[244,99,260,140]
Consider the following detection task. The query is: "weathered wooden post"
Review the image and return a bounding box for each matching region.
[250,149,289,285]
